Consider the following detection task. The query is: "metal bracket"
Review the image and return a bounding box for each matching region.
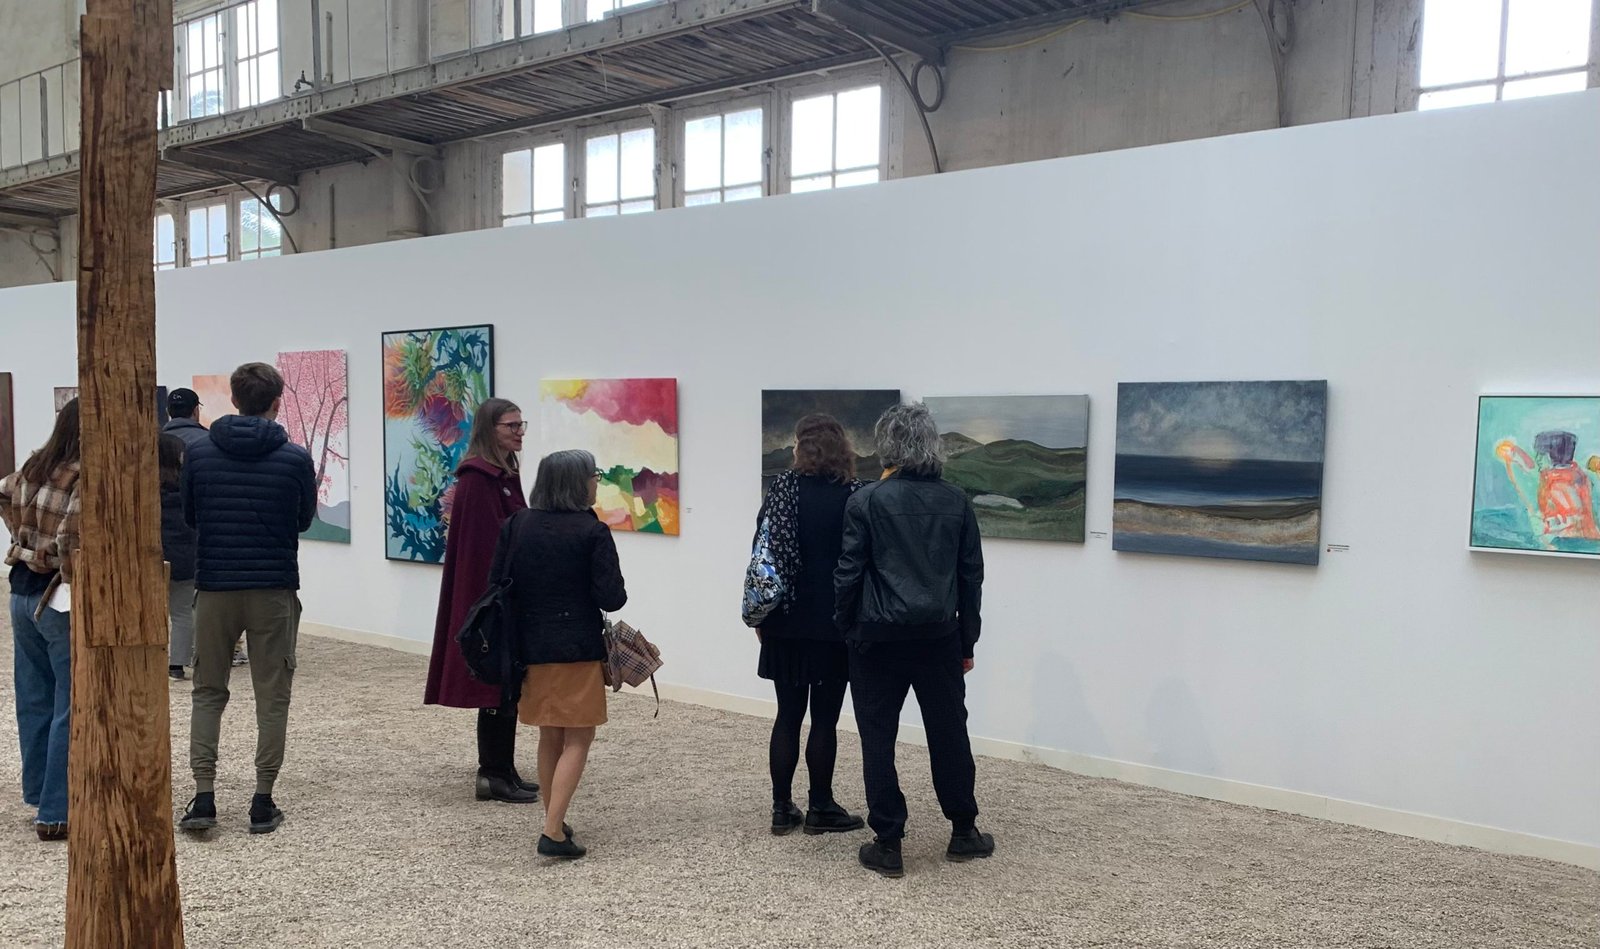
[811,0,944,66]
[302,118,443,159]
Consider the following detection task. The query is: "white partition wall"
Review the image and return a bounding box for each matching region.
[3,91,1597,866]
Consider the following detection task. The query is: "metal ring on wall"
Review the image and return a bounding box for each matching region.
[266,183,301,216]
[911,58,946,113]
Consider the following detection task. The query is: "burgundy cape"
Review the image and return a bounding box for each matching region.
[423,457,527,708]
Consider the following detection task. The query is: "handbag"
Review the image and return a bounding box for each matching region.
[602,617,663,718]
[456,576,521,696]
[741,516,786,628]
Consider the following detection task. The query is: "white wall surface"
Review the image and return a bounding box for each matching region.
[3,90,1597,860]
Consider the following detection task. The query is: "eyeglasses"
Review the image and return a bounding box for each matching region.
[592,469,604,479]
[496,421,529,434]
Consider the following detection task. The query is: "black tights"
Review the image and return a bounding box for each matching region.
[476,702,519,776]
[769,678,847,807]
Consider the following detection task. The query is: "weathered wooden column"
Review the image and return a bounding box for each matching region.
[67,0,185,944]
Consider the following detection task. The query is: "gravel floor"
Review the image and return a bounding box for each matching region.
[1,624,1595,948]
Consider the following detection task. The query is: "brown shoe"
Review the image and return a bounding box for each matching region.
[36,822,68,842]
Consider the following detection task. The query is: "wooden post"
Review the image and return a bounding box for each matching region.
[67,0,185,945]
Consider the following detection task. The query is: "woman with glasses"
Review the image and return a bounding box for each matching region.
[424,397,540,804]
[494,449,627,859]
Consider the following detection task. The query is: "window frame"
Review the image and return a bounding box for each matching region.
[672,94,774,208]
[175,0,284,122]
[496,129,577,227]
[578,116,663,219]
[776,69,894,195]
[1409,0,1599,109]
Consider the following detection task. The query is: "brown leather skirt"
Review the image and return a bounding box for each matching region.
[518,661,608,728]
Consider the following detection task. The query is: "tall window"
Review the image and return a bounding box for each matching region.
[683,107,764,206]
[502,0,564,38]
[154,213,177,271]
[587,0,653,21]
[235,0,281,108]
[187,202,230,266]
[584,127,656,217]
[790,85,882,192]
[1418,0,1594,109]
[238,196,283,260]
[501,143,568,225]
[184,13,226,118]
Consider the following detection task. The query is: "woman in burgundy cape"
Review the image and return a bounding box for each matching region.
[424,397,540,803]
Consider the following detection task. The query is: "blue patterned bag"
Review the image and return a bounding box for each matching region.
[741,516,786,627]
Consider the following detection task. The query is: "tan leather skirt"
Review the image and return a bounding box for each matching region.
[518,661,608,728]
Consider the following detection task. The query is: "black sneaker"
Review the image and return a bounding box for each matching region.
[803,800,865,835]
[537,833,586,859]
[168,666,186,680]
[770,800,804,836]
[946,827,995,862]
[859,838,904,878]
[179,793,217,832]
[248,794,285,835]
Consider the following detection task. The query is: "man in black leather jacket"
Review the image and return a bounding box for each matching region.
[835,402,992,878]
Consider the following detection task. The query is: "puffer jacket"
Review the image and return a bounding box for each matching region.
[833,471,985,657]
[182,415,317,591]
[162,417,209,453]
[492,508,628,666]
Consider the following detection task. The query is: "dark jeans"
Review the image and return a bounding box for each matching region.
[848,635,978,841]
[770,678,848,807]
[11,592,71,825]
[477,701,519,775]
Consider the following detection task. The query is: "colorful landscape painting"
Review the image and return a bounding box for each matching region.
[926,395,1089,542]
[761,389,900,494]
[382,325,494,562]
[0,373,14,477]
[55,385,168,425]
[541,378,679,535]
[192,375,233,427]
[278,349,351,543]
[1113,380,1328,566]
[1470,395,1600,558]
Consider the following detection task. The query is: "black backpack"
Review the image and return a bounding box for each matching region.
[455,514,526,699]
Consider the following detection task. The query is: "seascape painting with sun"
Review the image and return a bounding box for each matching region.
[381,325,494,562]
[1113,380,1328,565]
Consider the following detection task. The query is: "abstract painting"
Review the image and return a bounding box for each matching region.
[541,378,679,535]
[382,324,494,563]
[1113,381,1328,566]
[278,349,351,543]
[55,385,168,424]
[761,389,900,494]
[0,373,13,477]
[1470,395,1600,558]
[926,395,1089,542]
[192,375,233,427]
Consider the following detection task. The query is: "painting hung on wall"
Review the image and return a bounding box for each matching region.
[925,395,1089,542]
[541,378,679,535]
[1113,380,1328,566]
[54,385,169,425]
[0,373,14,478]
[1470,395,1600,558]
[192,375,233,427]
[761,389,901,494]
[382,324,494,563]
[278,349,351,543]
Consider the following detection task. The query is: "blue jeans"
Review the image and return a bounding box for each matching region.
[11,592,71,825]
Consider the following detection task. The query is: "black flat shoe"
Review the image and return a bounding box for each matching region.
[179,793,217,832]
[36,822,68,842]
[509,768,540,795]
[946,828,995,862]
[168,665,186,680]
[859,838,904,878]
[803,801,865,835]
[770,800,804,836]
[537,833,586,859]
[476,771,540,804]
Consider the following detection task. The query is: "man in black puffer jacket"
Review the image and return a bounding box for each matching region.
[179,363,316,837]
[835,402,990,879]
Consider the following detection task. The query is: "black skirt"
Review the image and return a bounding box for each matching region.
[758,636,849,687]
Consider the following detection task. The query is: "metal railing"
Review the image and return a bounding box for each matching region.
[0,60,79,171]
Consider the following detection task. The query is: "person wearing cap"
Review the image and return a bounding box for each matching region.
[162,388,208,452]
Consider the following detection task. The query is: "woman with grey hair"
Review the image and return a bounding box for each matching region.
[491,448,628,859]
[834,402,991,878]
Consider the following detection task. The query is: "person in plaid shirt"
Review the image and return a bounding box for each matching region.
[0,398,82,842]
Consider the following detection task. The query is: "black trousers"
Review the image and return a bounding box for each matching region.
[476,701,519,775]
[848,635,978,841]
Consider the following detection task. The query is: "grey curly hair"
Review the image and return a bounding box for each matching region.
[874,402,945,477]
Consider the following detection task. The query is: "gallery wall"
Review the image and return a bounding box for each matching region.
[2,90,1597,862]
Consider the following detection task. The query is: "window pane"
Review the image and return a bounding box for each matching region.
[791,174,832,194]
[188,21,204,66]
[835,86,881,170]
[725,184,762,203]
[619,127,655,200]
[209,205,227,256]
[503,215,532,227]
[587,0,612,21]
[154,214,176,266]
[1505,0,1592,75]
[533,0,562,33]
[684,191,721,207]
[586,134,619,204]
[532,143,565,212]
[502,150,532,215]
[259,0,279,51]
[791,94,834,177]
[587,204,619,217]
[533,210,563,224]
[1503,71,1589,99]
[684,116,722,192]
[724,108,763,187]
[1419,0,1503,87]
[237,5,254,55]
[203,17,221,70]
[240,199,261,252]
[259,51,281,102]
[619,198,652,214]
[1417,84,1498,110]
[836,168,879,189]
[188,208,208,257]
[260,210,282,250]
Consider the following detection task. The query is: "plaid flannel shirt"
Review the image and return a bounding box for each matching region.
[0,461,83,613]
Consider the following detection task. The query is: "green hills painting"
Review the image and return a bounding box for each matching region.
[925,395,1089,543]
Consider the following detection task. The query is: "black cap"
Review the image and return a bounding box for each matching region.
[167,388,201,412]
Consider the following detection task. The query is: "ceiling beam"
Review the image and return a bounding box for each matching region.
[0,207,59,229]
[810,0,944,65]
[160,147,296,186]
[301,118,442,158]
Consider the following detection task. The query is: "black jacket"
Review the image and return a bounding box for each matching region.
[160,483,197,583]
[834,471,984,657]
[182,415,317,591]
[493,509,628,666]
[162,417,209,453]
[761,475,854,641]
